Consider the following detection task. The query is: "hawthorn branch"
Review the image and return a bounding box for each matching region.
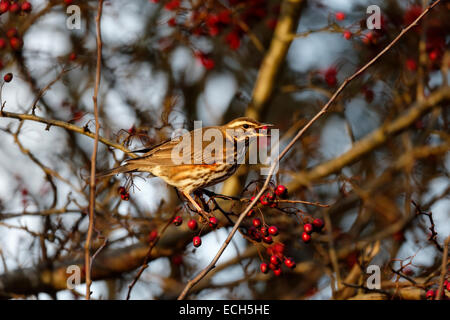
[0,110,134,156]
[177,0,443,300]
[85,0,104,300]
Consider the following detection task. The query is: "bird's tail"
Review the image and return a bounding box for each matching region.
[95,163,138,179]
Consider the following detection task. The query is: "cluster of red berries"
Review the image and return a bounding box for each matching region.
[172,214,220,248]
[0,0,32,15]
[247,221,278,244]
[301,218,324,243]
[259,243,295,276]
[426,279,450,300]
[0,27,24,52]
[403,4,446,65]
[117,186,129,201]
[247,184,288,215]
[151,0,279,70]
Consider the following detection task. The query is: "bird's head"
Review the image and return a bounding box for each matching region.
[224,117,272,141]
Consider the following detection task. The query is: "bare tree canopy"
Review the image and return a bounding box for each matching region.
[0,0,448,301]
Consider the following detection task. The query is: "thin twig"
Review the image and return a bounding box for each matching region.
[176,0,443,300]
[125,211,176,300]
[85,0,104,300]
[436,236,449,300]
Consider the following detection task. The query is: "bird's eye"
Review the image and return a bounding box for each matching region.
[243,124,249,129]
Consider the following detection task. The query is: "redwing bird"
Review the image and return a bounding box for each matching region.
[97,117,272,218]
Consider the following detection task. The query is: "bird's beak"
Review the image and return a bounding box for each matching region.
[258,123,273,129]
[256,123,273,136]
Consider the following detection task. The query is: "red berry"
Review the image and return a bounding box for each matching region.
[209,216,218,228]
[302,232,311,243]
[0,38,6,49]
[403,5,423,27]
[273,268,282,276]
[406,59,417,71]
[429,49,440,61]
[9,2,19,13]
[343,30,352,40]
[69,52,77,61]
[268,226,278,236]
[274,185,287,197]
[268,263,278,271]
[3,73,12,83]
[120,192,129,201]
[64,0,74,5]
[200,55,215,70]
[187,219,198,231]
[325,67,337,87]
[260,262,268,274]
[362,32,375,45]
[273,242,285,255]
[173,215,183,226]
[148,230,158,242]
[270,255,280,266]
[335,12,345,21]
[260,227,268,236]
[252,231,262,242]
[21,1,32,12]
[117,186,126,195]
[284,257,296,269]
[266,192,275,202]
[167,17,176,27]
[446,282,450,292]
[6,28,18,38]
[259,195,269,206]
[303,223,313,234]
[252,218,261,228]
[263,235,273,244]
[206,14,220,28]
[164,0,180,11]
[247,209,255,217]
[218,9,231,24]
[10,37,23,51]
[0,1,9,14]
[193,236,202,247]
[363,88,374,103]
[312,218,324,231]
[172,255,183,265]
[425,289,435,300]
[225,31,240,50]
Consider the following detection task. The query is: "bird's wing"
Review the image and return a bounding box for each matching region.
[126,127,237,167]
